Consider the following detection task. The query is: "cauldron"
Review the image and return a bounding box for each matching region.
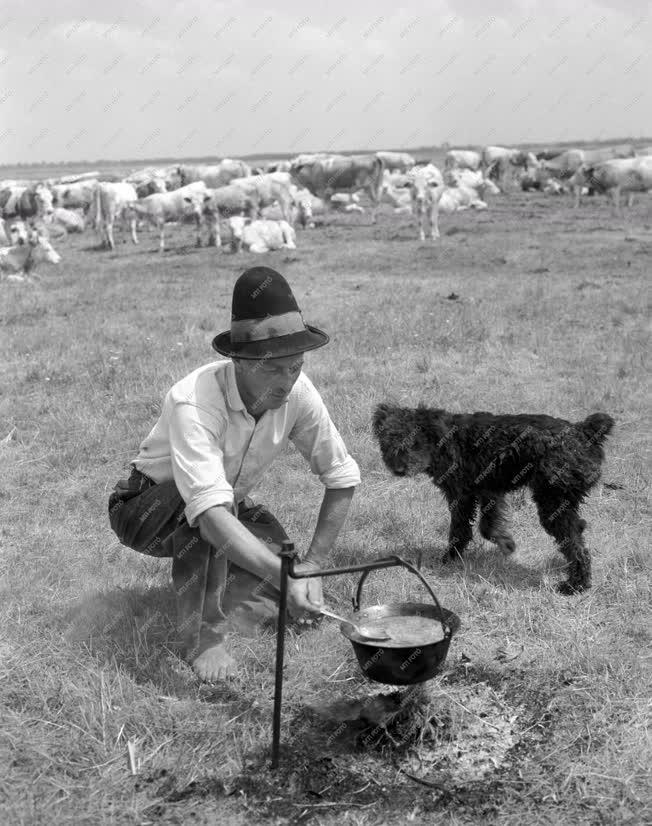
[339,560,460,686]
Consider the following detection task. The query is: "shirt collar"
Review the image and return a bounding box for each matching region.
[223,360,246,412]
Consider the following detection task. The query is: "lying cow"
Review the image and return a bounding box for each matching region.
[0,232,61,278]
[228,217,296,254]
[444,168,500,199]
[128,181,208,252]
[52,207,85,233]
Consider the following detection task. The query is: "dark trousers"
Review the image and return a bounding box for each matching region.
[108,468,289,659]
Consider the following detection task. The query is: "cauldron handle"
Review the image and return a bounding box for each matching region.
[352,555,446,621]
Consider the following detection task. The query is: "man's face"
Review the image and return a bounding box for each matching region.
[234,354,304,415]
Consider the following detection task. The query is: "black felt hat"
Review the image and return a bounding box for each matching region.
[212,267,330,359]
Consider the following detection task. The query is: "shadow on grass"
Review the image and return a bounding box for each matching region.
[61,584,211,697]
[400,543,556,592]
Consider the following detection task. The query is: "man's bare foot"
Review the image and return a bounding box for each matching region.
[192,642,237,682]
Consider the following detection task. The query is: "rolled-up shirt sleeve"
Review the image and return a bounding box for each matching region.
[168,401,234,527]
[289,376,361,489]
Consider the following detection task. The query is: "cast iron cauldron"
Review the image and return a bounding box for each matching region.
[339,559,460,686]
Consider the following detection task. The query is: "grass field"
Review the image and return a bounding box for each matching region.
[1,177,650,825]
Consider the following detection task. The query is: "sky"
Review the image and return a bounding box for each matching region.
[1,0,651,164]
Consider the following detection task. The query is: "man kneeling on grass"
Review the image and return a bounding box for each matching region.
[108,266,360,681]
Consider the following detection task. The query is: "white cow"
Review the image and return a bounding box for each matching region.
[202,184,258,247]
[229,173,295,224]
[51,180,98,213]
[570,157,652,210]
[128,181,208,251]
[228,217,296,253]
[444,149,482,172]
[375,151,416,172]
[444,168,501,199]
[92,182,139,250]
[52,207,85,233]
[177,159,252,189]
[411,170,496,241]
[0,232,61,277]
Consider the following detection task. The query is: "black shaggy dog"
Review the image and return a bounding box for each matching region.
[372,404,615,594]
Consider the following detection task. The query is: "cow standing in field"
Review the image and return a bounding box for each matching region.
[177,159,252,189]
[51,180,98,214]
[92,182,139,250]
[289,154,385,223]
[228,217,296,253]
[444,149,482,173]
[202,185,258,247]
[0,184,54,221]
[411,169,499,241]
[542,144,635,180]
[228,172,295,224]
[375,150,416,172]
[128,181,208,252]
[569,156,652,211]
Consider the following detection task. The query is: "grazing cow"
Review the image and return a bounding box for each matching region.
[177,159,252,189]
[375,150,416,172]
[228,217,296,253]
[444,149,482,172]
[0,232,61,277]
[125,169,168,198]
[202,184,257,247]
[570,157,652,210]
[51,180,98,213]
[381,184,413,213]
[543,144,636,179]
[92,182,139,250]
[52,207,85,233]
[228,172,295,224]
[128,181,208,252]
[0,184,54,220]
[289,154,384,222]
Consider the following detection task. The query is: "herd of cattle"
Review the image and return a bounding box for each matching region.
[1,142,652,278]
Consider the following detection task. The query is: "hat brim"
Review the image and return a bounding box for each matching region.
[212,324,329,359]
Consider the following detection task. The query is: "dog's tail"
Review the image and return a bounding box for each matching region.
[577,413,614,445]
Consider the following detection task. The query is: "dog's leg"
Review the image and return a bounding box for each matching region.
[533,490,591,594]
[441,494,477,563]
[479,494,516,555]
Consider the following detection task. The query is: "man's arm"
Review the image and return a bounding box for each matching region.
[196,505,321,616]
[304,487,356,568]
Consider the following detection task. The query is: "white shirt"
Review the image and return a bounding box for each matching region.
[133,360,361,527]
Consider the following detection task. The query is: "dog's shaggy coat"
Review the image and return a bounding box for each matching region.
[373,404,614,593]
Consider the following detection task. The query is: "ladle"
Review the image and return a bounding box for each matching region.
[318,606,390,641]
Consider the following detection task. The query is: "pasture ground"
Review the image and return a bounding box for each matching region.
[1,182,650,826]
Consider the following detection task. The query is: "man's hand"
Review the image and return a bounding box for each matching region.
[286,560,324,619]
